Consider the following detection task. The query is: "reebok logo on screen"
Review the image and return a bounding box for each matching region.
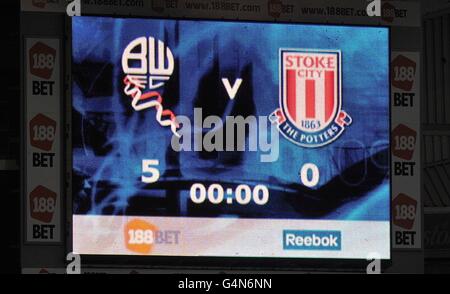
[283,230,341,250]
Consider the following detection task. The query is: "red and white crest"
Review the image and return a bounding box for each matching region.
[271,49,351,148]
[282,50,340,132]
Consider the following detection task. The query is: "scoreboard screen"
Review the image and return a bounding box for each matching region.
[71,16,390,261]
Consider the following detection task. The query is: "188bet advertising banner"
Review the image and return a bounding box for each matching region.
[71,16,391,259]
[391,51,421,249]
[25,38,61,243]
[20,0,421,27]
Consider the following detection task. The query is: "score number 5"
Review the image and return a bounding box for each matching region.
[142,159,160,183]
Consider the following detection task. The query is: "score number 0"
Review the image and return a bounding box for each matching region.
[299,163,320,188]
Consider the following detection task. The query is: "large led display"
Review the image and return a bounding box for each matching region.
[72,16,390,260]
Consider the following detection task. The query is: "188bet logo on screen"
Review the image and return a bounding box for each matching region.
[29,41,56,80]
[29,113,57,168]
[29,185,56,223]
[29,113,56,151]
[29,185,57,240]
[393,193,417,247]
[392,124,417,161]
[391,54,416,92]
[124,219,180,254]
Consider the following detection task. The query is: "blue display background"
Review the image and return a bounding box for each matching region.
[72,17,390,221]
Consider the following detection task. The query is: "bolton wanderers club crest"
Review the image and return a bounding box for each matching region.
[270,49,352,148]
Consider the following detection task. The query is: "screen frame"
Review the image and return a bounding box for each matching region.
[65,14,392,272]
